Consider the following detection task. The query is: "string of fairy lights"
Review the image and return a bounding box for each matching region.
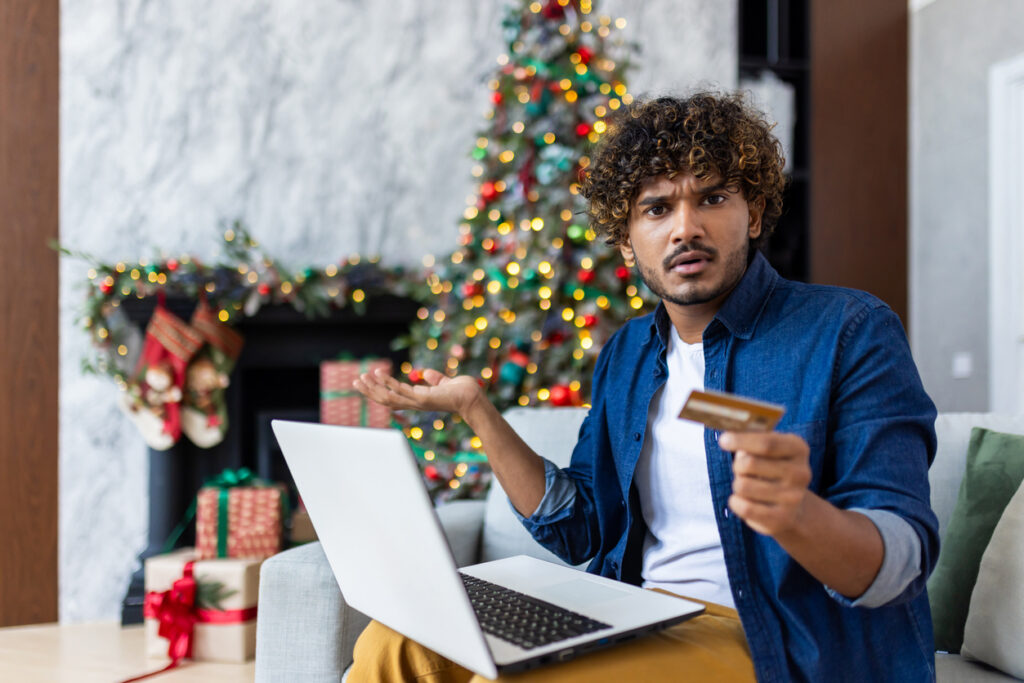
[67,224,417,387]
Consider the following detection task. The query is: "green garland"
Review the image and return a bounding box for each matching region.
[58,222,427,389]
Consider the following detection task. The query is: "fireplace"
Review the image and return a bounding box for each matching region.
[120,294,418,624]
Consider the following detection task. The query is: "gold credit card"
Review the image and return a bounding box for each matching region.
[679,389,785,432]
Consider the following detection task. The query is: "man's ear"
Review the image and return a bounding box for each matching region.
[748,196,766,239]
[619,240,635,266]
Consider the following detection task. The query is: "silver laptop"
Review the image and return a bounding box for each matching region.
[272,420,704,679]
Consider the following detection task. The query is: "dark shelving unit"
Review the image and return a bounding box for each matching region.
[740,0,810,283]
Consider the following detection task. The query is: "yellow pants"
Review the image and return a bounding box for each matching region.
[349,593,755,683]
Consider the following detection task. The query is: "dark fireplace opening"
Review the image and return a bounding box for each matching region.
[120,294,418,624]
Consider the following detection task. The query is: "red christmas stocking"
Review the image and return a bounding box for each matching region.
[181,301,244,448]
[118,303,204,450]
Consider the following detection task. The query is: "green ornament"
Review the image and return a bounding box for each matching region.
[499,361,526,385]
[303,267,315,279]
[472,148,487,160]
[567,224,586,242]
[523,270,539,284]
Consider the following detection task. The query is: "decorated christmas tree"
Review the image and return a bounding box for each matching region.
[398,0,657,499]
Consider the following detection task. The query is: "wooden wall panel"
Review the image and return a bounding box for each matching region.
[0,0,60,626]
[810,0,908,324]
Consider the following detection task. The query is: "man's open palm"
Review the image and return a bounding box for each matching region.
[353,367,483,417]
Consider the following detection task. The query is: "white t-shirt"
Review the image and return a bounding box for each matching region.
[634,326,734,608]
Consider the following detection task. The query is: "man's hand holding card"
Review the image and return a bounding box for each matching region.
[680,390,813,538]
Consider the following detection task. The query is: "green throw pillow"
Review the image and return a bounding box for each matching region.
[928,427,1024,653]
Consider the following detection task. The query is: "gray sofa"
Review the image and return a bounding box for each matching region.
[255,409,1024,681]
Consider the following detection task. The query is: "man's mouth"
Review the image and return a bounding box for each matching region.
[667,251,712,274]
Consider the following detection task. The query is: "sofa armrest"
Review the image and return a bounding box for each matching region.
[436,499,486,567]
[255,542,370,683]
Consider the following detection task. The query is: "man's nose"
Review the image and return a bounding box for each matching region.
[669,205,704,242]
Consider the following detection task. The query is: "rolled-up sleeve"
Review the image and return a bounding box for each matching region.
[826,508,923,608]
[509,458,578,522]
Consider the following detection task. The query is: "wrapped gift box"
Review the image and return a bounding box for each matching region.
[320,358,393,427]
[144,548,261,663]
[195,483,285,560]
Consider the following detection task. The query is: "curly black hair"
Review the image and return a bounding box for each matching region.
[580,92,786,250]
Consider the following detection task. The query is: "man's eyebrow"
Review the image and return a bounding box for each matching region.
[636,194,669,207]
[636,182,733,206]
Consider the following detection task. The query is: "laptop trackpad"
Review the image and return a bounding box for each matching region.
[533,579,632,606]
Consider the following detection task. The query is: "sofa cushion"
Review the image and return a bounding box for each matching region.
[928,427,1024,653]
[935,653,1019,682]
[961,480,1024,679]
[480,407,588,565]
[931,414,1024,541]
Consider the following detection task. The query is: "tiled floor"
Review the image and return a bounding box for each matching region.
[0,622,254,682]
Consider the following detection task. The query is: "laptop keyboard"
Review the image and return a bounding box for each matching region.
[460,573,611,651]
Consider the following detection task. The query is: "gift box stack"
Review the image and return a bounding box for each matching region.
[320,357,393,428]
[143,549,261,663]
[143,469,286,666]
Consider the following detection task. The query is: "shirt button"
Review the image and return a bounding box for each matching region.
[723,507,730,518]
[633,432,642,441]
[737,588,744,599]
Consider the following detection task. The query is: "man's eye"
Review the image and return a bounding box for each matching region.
[704,194,727,205]
[645,205,666,216]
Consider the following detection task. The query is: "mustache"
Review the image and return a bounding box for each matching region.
[662,242,717,270]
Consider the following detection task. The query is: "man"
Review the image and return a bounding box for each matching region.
[352,92,939,681]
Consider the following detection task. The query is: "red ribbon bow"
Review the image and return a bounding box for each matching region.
[145,561,199,662]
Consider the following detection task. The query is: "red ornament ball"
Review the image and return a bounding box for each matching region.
[99,281,113,295]
[492,92,504,105]
[507,350,530,367]
[583,314,598,328]
[165,259,179,272]
[451,344,465,359]
[577,46,594,64]
[615,265,631,281]
[408,369,423,383]
[424,465,441,481]
[480,181,498,201]
[258,283,271,296]
[578,268,595,284]
[549,384,572,406]
[575,122,591,137]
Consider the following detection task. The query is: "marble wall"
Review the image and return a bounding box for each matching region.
[59,0,736,622]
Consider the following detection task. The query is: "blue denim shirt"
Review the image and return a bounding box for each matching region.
[519,253,940,682]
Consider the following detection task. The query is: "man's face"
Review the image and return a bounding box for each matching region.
[620,172,763,310]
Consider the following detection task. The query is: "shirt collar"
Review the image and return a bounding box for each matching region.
[647,251,780,343]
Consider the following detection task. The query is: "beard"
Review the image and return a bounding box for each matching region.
[633,241,750,307]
